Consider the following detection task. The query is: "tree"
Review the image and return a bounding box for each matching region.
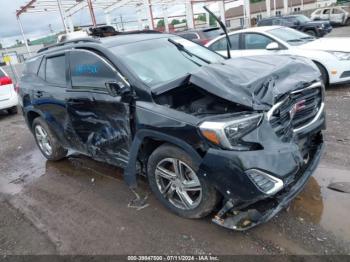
[0,43,2,50]
[171,19,181,25]
[181,19,187,23]
[197,14,206,22]
[196,13,217,26]
[157,19,165,28]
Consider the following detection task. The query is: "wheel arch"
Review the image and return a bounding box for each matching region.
[124,129,203,189]
[312,60,329,86]
[26,110,42,131]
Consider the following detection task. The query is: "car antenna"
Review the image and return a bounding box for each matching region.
[203,5,231,59]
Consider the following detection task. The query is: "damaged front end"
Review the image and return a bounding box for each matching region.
[151,56,325,230]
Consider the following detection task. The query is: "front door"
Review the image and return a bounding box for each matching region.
[66,49,131,168]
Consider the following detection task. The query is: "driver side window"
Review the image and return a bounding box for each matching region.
[69,50,117,91]
[244,33,273,50]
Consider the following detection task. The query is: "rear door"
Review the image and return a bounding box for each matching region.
[33,53,71,147]
[331,8,345,24]
[66,49,131,167]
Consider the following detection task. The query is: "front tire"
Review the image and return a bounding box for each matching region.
[147,144,219,219]
[32,117,67,161]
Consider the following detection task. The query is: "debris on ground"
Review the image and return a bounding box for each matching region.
[327,182,350,193]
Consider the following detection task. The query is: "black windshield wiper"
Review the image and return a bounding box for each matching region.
[168,38,211,64]
[287,39,304,42]
[301,36,315,40]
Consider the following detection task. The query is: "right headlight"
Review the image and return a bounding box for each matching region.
[199,113,262,150]
[328,51,350,60]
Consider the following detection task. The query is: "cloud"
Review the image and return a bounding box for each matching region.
[0,0,242,47]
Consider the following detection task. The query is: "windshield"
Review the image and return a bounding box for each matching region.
[268,27,315,45]
[110,36,224,87]
[295,15,311,23]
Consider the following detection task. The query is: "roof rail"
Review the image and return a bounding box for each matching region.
[37,38,101,53]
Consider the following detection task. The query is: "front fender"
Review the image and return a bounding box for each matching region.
[123,129,202,188]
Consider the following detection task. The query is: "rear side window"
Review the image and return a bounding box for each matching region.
[46,55,66,86]
[69,51,116,90]
[23,56,42,75]
[332,8,343,14]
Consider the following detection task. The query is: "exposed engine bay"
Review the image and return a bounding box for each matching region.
[153,84,248,116]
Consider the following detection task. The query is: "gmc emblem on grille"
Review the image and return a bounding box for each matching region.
[289,100,306,120]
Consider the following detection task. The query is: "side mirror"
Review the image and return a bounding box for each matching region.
[105,81,130,97]
[266,42,280,51]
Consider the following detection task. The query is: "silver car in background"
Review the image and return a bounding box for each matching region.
[311,6,350,26]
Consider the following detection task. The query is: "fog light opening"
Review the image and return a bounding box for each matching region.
[246,169,284,195]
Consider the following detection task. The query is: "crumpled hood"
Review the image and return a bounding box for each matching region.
[189,55,320,110]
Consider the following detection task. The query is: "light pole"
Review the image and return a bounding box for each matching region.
[16,16,31,57]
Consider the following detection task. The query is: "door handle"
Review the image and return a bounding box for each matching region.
[35,91,43,98]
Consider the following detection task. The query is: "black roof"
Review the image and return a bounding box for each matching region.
[36,33,173,56]
[100,33,172,48]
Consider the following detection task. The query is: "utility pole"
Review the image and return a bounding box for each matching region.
[87,0,97,27]
[16,16,31,57]
[120,15,125,31]
[56,0,69,33]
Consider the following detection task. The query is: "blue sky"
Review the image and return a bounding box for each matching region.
[0,0,241,47]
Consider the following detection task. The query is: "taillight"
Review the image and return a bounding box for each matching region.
[0,76,13,86]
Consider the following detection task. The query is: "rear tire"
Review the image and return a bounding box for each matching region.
[8,106,18,115]
[32,117,67,161]
[147,144,219,219]
[346,18,350,26]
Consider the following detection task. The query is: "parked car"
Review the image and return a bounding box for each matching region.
[206,26,350,86]
[311,6,350,26]
[176,27,223,45]
[19,34,325,230]
[0,67,18,114]
[257,15,332,37]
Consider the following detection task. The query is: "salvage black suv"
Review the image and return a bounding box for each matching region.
[19,34,325,230]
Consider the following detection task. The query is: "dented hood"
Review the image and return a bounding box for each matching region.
[189,55,320,110]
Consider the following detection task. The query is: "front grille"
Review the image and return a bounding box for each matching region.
[269,82,323,141]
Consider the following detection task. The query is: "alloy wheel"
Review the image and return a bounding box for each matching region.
[35,125,53,156]
[155,158,202,210]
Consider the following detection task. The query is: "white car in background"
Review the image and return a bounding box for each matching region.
[0,67,18,114]
[206,26,350,86]
[311,6,350,26]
